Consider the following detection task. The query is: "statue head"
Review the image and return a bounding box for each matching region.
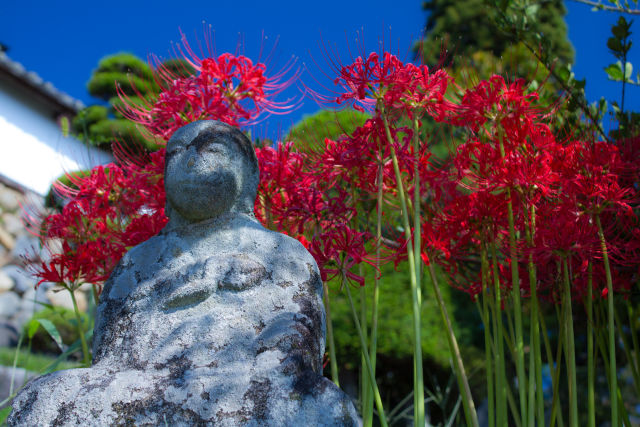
[164,120,259,224]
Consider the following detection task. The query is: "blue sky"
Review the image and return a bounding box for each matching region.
[1,1,638,140]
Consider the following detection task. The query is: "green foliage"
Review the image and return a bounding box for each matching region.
[73,53,194,153]
[87,72,153,100]
[287,109,370,153]
[0,347,80,373]
[72,53,155,151]
[22,306,89,356]
[86,53,155,100]
[605,16,637,86]
[604,61,636,83]
[59,116,70,138]
[326,262,483,374]
[417,0,573,69]
[45,170,91,210]
[605,17,640,139]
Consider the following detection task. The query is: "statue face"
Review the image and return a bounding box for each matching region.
[164,124,247,222]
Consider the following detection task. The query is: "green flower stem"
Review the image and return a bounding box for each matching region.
[628,302,640,396]
[506,385,523,427]
[595,213,617,427]
[562,259,578,427]
[380,108,424,427]
[539,309,564,427]
[427,264,478,427]
[586,263,595,427]
[92,283,100,307]
[70,288,90,366]
[480,247,495,427]
[411,120,423,427]
[615,308,640,395]
[490,241,507,426]
[364,162,385,427]
[412,118,422,308]
[527,340,535,427]
[360,266,371,426]
[489,285,504,427]
[523,204,543,426]
[594,315,633,427]
[497,129,526,425]
[322,281,339,387]
[344,281,388,427]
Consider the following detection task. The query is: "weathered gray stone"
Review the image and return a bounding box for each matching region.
[0,292,21,318]
[10,235,39,260]
[45,287,87,312]
[9,120,359,426]
[1,265,35,295]
[0,185,21,212]
[0,366,36,407]
[0,270,14,293]
[0,321,19,347]
[1,214,24,237]
[17,287,49,324]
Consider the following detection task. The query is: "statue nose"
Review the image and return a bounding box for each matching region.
[187,157,195,168]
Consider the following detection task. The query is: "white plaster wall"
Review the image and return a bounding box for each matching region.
[0,80,113,195]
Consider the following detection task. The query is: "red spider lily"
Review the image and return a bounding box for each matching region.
[307,224,373,287]
[331,51,454,124]
[31,162,169,292]
[333,52,407,111]
[119,32,299,141]
[450,75,544,134]
[557,140,635,216]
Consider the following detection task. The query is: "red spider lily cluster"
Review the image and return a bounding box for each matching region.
[31,42,640,306]
[118,32,298,142]
[31,150,167,292]
[30,35,297,294]
[432,75,640,301]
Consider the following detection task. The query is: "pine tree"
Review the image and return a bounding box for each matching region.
[417,0,574,69]
[73,53,194,152]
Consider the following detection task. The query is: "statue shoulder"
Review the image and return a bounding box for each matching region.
[248,226,321,289]
[101,234,165,299]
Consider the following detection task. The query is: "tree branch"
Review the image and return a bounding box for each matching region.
[570,0,640,15]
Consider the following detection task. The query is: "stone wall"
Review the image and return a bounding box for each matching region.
[0,179,45,347]
[0,178,86,348]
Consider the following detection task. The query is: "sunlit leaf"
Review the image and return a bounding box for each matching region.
[60,116,70,138]
[37,319,65,352]
[605,62,624,80]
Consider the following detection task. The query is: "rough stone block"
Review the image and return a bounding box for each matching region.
[9,121,359,426]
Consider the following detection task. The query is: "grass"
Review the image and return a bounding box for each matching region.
[0,347,80,373]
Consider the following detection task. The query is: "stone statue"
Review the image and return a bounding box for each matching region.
[9,120,360,426]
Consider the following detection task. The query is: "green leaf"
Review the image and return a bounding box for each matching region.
[557,66,571,82]
[611,16,631,39]
[42,329,93,374]
[59,116,70,138]
[27,319,40,339]
[608,37,624,55]
[0,406,12,423]
[525,4,539,19]
[605,62,624,80]
[598,98,608,114]
[612,101,621,113]
[37,318,65,352]
[624,61,633,80]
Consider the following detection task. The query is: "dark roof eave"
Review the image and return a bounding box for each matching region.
[0,52,85,116]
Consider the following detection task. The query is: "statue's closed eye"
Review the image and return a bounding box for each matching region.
[202,144,225,154]
[166,145,185,162]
